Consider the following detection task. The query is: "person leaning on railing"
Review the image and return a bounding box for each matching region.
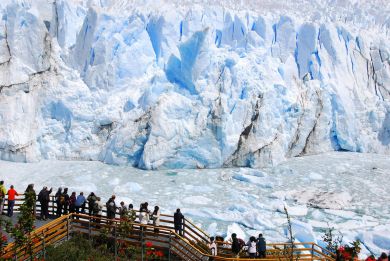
[69,192,77,213]
[25,184,37,216]
[55,188,62,217]
[75,192,86,215]
[62,188,70,215]
[138,203,149,231]
[151,206,160,233]
[208,236,217,260]
[257,233,267,258]
[6,185,19,217]
[38,186,52,220]
[118,201,128,218]
[106,195,117,221]
[174,208,184,236]
[231,233,241,257]
[87,192,97,216]
[93,197,104,228]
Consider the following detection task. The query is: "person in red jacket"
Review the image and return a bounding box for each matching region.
[7,185,19,217]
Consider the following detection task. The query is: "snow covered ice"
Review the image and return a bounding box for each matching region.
[0,152,389,256]
[0,0,389,168]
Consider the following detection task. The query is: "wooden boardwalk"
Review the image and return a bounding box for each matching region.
[0,195,336,261]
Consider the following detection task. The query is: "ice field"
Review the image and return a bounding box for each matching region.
[0,152,389,257]
[0,0,389,169]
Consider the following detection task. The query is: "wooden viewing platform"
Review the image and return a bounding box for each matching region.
[0,195,336,260]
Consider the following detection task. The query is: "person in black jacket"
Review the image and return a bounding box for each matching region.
[257,233,267,258]
[231,233,241,257]
[55,188,62,217]
[62,188,70,215]
[38,186,52,220]
[106,195,117,220]
[173,208,184,236]
[25,184,37,216]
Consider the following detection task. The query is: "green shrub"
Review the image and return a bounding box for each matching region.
[45,235,112,261]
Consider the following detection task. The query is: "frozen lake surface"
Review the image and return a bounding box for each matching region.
[0,152,389,256]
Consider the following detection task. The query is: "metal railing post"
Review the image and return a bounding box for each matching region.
[88,215,91,242]
[51,198,54,217]
[168,232,171,261]
[311,244,314,260]
[114,222,117,261]
[66,215,70,240]
[42,231,46,260]
[141,226,144,261]
[183,219,185,237]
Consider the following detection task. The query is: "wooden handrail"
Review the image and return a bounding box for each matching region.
[1,213,335,261]
[1,197,336,261]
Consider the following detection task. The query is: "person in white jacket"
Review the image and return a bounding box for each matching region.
[151,206,160,233]
[247,236,257,258]
[139,204,149,231]
[208,236,217,259]
[94,197,104,228]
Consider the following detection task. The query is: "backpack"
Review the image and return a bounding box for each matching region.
[107,201,115,212]
[59,195,65,204]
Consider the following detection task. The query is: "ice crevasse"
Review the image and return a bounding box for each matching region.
[0,0,389,169]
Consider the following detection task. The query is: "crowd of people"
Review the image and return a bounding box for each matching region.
[0,181,186,235]
[0,181,388,260]
[207,233,267,259]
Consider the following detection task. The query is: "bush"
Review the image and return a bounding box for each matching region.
[45,235,112,261]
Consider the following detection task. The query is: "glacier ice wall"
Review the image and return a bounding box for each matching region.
[0,0,389,169]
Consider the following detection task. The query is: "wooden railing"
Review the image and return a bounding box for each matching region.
[1,210,335,261]
[1,214,70,260]
[0,195,335,260]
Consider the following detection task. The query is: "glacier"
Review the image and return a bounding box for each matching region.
[0,0,389,169]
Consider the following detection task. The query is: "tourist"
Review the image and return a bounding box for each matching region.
[38,186,52,220]
[365,255,376,261]
[257,233,266,258]
[87,192,97,215]
[128,203,136,219]
[231,233,241,257]
[174,208,184,236]
[106,195,117,220]
[7,185,18,217]
[25,184,37,216]
[93,197,103,228]
[119,201,127,218]
[139,204,149,229]
[75,192,86,215]
[62,188,70,215]
[208,236,217,259]
[69,192,76,213]
[55,188,63,217]
[378,253,388,261]
[247,236,257,258]
[151,206,160,233]
[0,181,7,215]
[144,202,150,213]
